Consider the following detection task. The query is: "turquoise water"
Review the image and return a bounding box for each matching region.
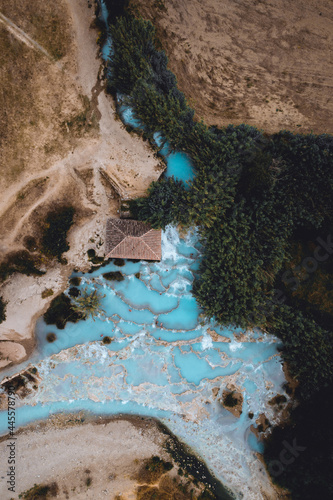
[0,226,286,496]
[153,132,195,183]
[116,99,196,184]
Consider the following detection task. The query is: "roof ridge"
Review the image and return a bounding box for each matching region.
[139,237,159,260]
[107,238,126,256]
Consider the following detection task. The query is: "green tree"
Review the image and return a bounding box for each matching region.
[71,288,106,320]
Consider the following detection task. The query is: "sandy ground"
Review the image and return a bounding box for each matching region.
[0,0,164,370]
[0,416,164,499]
[130,0,333,134]
[0,414,215,500]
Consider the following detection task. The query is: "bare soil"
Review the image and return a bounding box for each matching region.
[130,0,333,134]
[0,414,214,500]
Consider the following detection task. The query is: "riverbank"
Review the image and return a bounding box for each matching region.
[0,413,229,499]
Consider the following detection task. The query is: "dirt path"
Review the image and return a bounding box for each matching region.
[0,11,61,67]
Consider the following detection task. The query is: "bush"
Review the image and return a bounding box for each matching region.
[102,336,112,344]
[68,287,80,298]
[46,332,57,343]
[41,206,75,261]
[113,258,125,267]
[223,391,238,408]
[43,293,83,329]
[18,482,59,499]
[87,249,104,265]
[69,277,81,287]
[0,250,44,283]
[41,289,54,299]
[70,288,106,320]
[102,271,124,281]
[87,249,96,259]
[0,296,7,323]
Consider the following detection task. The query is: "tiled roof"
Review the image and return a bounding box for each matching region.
[105,218,161,261]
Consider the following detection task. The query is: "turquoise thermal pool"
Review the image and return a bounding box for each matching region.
[0,226,286,497]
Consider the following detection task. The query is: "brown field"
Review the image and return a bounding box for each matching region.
[130,0,333,134]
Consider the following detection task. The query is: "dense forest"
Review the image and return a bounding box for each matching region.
[103,3,333,497]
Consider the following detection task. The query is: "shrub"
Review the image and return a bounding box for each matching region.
[46,332,57,343]
[0,296,7,323]
[113,258,125,267]
[102,336,112,344]
[18,482,59,499]
[41,289,54,299]
[223,391,238,408]
[0,250,44,283]
[68,287,80,298]
[41,206,75,261]
[69,277,81,287]
[44,293,83,329]
[102,271,124,281]
[264,382,333,499]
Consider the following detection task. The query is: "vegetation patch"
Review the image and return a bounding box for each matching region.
[102,271,124,281]
[0,296,7,323]
[69,277,81,287]
[87,248,104,265]
[41,288,54,299]
[18,482,59,499]
[46,332,57,343]
[71,288,106,320]
[69,287,81,298]
[113,258,125,267]
[0,250,45,283]
[41,206,75,261]
[23,236,38,252]
[87,249,96,259]
[102,336,112,344]
[160,424,232,499]
[268,394,287,407]
[2,374,26,393]
[222,391,238,408]
[137,456,173,484]
[43,293,83,329]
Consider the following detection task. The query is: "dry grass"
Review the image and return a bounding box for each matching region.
[0,0,70,59]
[0,0,96,188]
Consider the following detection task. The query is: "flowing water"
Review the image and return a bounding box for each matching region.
[0,227,286,496]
